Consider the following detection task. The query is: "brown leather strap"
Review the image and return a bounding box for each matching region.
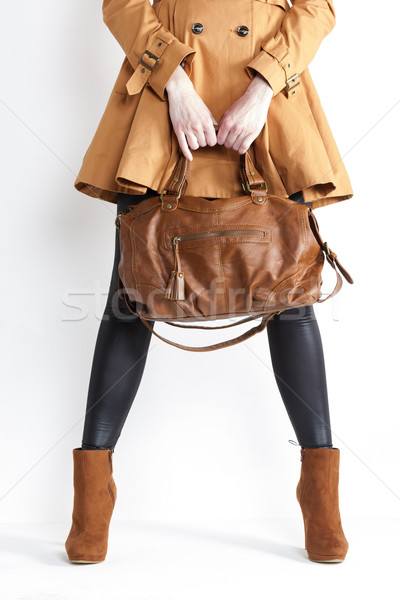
[308,210,353,284]
[160,153,190,212]
[118,281,278,351]
[316,263,343,303]
[307,209,354,303]
[239,151,267,191]
[161,145,267,210]
[137,311,278,352]
[163,311,277,330]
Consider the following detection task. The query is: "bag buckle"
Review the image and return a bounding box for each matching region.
[324,241,331,256]
[115,212,122,229]
[160,186,182,200]
[242,180,267,193]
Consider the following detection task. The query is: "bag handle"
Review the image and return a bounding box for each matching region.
[117,275,282,351]
[163,311,277,330]
[138,306,279,352]
[159,143,268,211]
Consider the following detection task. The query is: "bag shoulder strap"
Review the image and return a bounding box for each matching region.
[136,311,278,352]
[118,275,279,351]
[163,312,273,330]
[307,209,354,303]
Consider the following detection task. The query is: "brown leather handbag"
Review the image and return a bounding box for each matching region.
[115,149,354,352]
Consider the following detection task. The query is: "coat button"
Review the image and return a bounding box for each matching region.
[192,23,203,34]
[237,25,249,37]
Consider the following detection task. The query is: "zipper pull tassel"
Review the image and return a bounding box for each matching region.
[164,270,185,300]
[164,238,186,300]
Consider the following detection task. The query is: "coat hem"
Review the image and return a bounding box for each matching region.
[74,179,150,205]
[74,175,353,210]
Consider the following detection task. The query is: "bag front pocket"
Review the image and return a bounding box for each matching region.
[163,226,273,315]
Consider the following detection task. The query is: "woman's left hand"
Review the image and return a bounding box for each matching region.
[216,73,274,154]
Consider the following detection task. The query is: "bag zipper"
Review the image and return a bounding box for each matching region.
[164,229,267,301]
[172,229,266,243]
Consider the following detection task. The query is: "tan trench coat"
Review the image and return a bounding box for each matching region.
[74,0,354,209]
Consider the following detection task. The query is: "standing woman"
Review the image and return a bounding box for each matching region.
[66,0,353,564]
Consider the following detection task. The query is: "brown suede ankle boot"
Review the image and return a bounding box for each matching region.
[65,447,117,563]
[296,447,349,563]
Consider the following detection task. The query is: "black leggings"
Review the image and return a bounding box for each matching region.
[81,189,333,451]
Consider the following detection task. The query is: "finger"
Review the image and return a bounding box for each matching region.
[224,122,242,149]
[210,113,219,133]
[205,119,218,146]
[214,111,224,144]
[235,132,255,154]
[217,117,228,145]
[191,122,207,147]
[185,130,200,151]
[216,115,238,146]
[176,129,193,161]
[216,122,228,145]
[205,130,217,146]
[231,126,252,152]
[210,112,219,127]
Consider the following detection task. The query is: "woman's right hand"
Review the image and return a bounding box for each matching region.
[165,65,219,161]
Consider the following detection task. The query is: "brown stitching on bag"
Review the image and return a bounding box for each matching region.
[216,243,228,312]
[298,286,319,303]
[134,283,190,317]
[167,222,271,231]
[297,205,318,284]
[298,205,305,255]
[262,271,300,310]
[296,205,305,267]
[129,223,139,290]
[176,159,186,192]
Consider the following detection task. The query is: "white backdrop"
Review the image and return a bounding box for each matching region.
[0,0,399,532]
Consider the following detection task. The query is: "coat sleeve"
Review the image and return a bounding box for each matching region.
[102,0,196,101]
[245,0,336,97]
